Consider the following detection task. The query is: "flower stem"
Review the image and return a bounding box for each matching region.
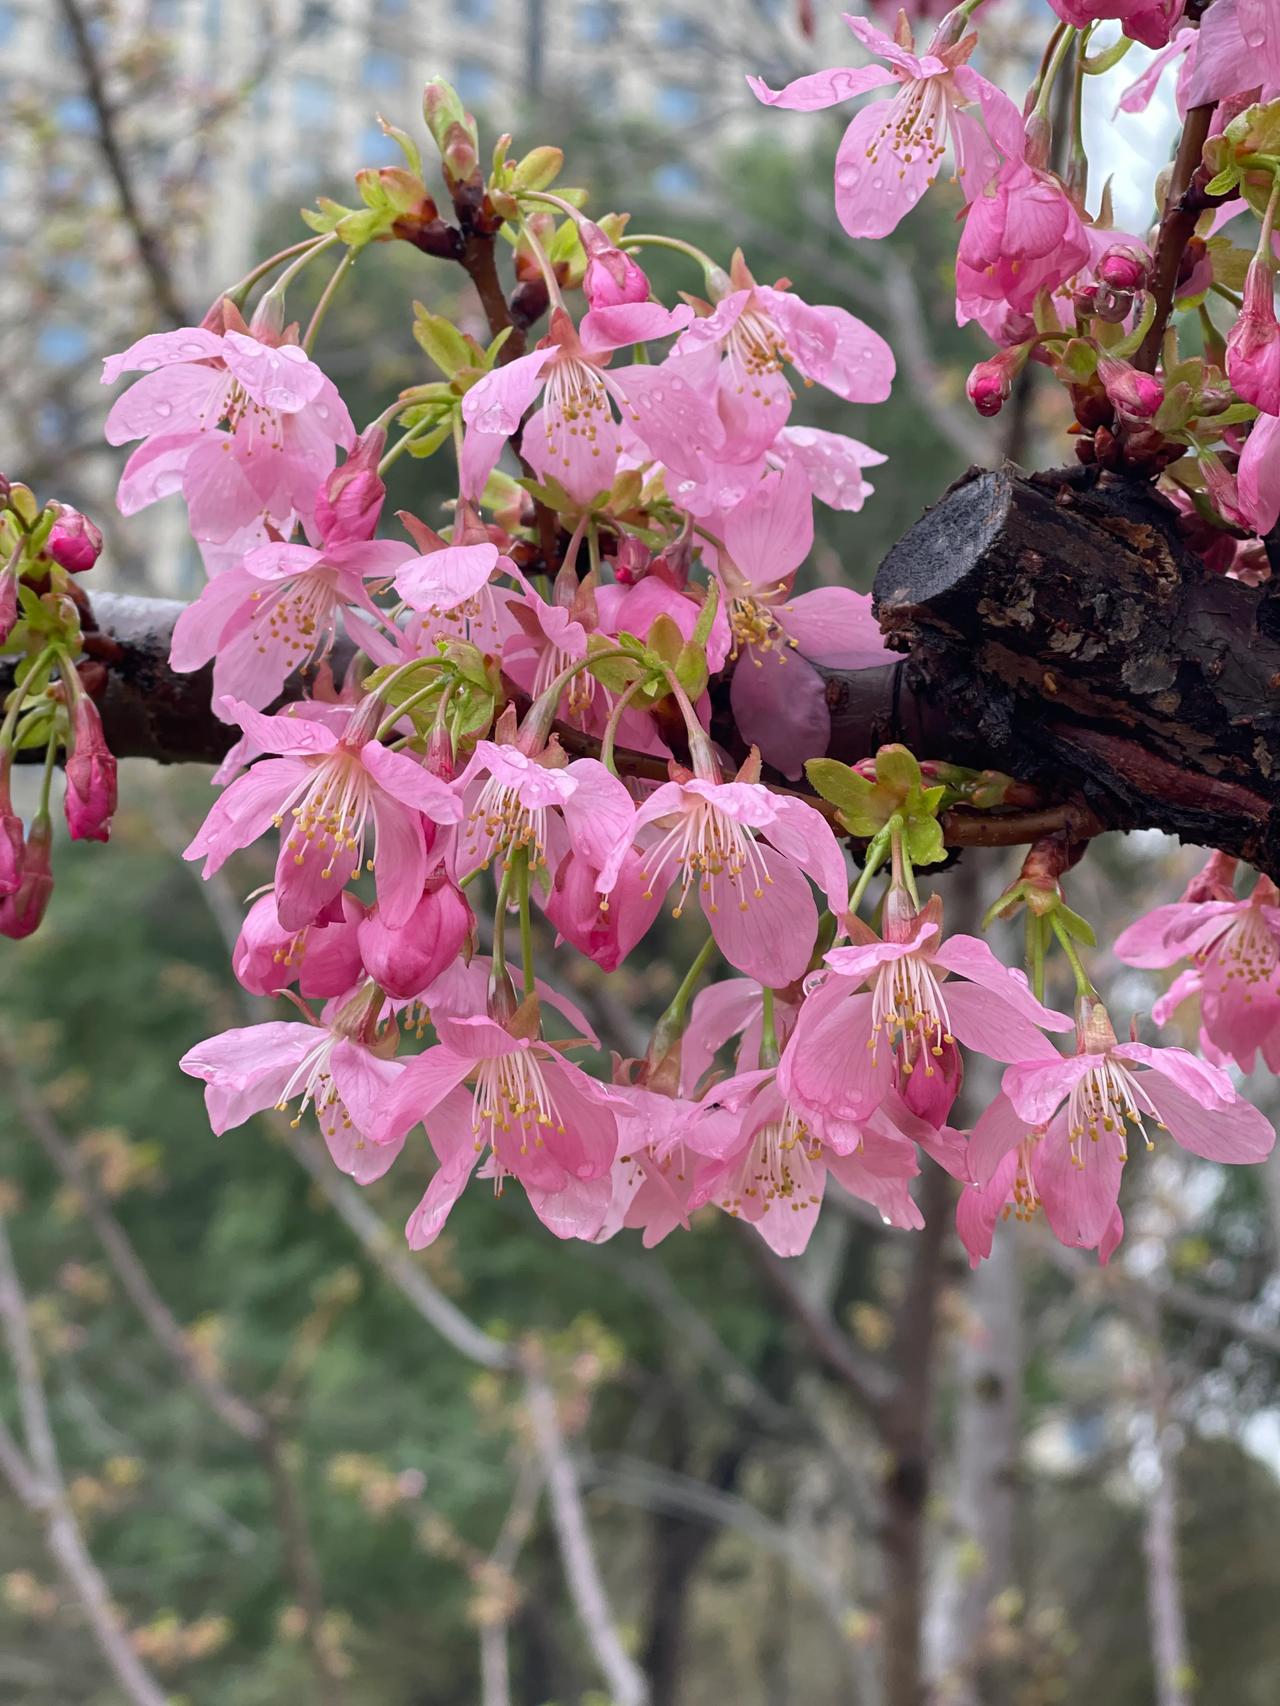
[600,676,655,775]
[1050,913,1096,998]
[650,934,718,1061]
[222,237,324,309]
[515,848,536,1001]
[519,215,565,313]
[620,233,718,278]
[378,413,446,474]
[0,646,56,752]
[759,986,779,1070]
[491,860,514,981]
[303,249,356,354]
[848,824,893,917]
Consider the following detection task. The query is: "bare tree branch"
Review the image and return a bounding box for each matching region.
[0,1213,171,1706]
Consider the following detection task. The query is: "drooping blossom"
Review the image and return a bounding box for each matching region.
[103,304,355,549]
[1184,0,1280,107]
[170,490,413,713]
[673,260,894,463]
[956,151,1090,328]
[184,697,462,931]
[781,893,1074,1128]
[966,998,1274,1254]
[592,1083,717,1248]
[596,763,849,986]
[372,1012,625,1245]
[180,991,405,1185]
[63,697,117,843]
[749,14,1022,241]
[684,1064,924,1254]
[0,813,53,940]
[717,461,894,777]
[232,891,366,1000]
[680,974,801,1097]
[580,221,651,308]
[0,757,22,897]
[1047,0,1185,50]
[1115,862,1280,1074]
[356,876,473,1001]
[460,303,723,504]
[1236,413,1280,536]
[1227,256,1280,416]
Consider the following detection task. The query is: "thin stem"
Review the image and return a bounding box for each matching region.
[378,412,446,473]
[0,646,55,751]
[651,935,719,1058]
[492,860,514,980]
[224,237,324,308]
[519,216,565,312]
[759,987,779,1070]
[620,233,717,278]
[303,249,356,354]
[268,230,341,300]
[1050,913,1096,997]
[516,849,536,1001]
[848,828,892,918]
[1033,23,1078,123]
[600,676,655,775]
[375,677,445,743]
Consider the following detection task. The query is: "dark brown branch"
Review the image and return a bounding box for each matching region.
[55,0,188,328]
[1135,102,1216,373]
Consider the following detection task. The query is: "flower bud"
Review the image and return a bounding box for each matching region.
[46,507,103,574]
[1097,244,1149,293]
[423,78,480,190]
[0,756,22,897]
[64,696,117,843]
[967,358,1012,417]
[0,566,18,646]
[1226,254,1280,415]
[234,891,365,998]
[581,221,650,308]
[613,535,652,586]
[1096,353,1164,422]
[315,428,387,544]
[357,877,473,1000]
[0,813,52,939]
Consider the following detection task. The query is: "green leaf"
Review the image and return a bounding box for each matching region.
[412,308,478,380]
[1055,903,1096,947]
[674,640,708,703]
[874,744,923,796]
[904,815,946,868]
[511,146,564,193]
[805,758,876,817]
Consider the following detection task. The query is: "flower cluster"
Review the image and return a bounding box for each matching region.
[61,30,1280,1267]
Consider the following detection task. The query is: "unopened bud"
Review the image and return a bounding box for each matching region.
[0,812,53,939]
[315,428,386,544]
[581,221,650,308]
[423,78,480,190]
[1096,353,1163,422]
[46,507,103,574]
[0,755,21,896]
[965,344,1030,417]
[1097,244,1149,293]
[0,567,18,646]
[64,696,117,842]
[613,535,652,585]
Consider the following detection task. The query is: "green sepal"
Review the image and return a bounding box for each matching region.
[412,307,481,379]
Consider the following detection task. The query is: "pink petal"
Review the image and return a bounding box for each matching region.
[967,1091,1031,1186]
[360,742,462,822]
[610,356,726,479]
[1137,1068,1275,1163]
[932,934,1074,1031]
[1001,1054,1093,1126]
[274,822,361,933]
[102,327,225,385]
[956,1150,1019,1266]
[561,758,637,869]
[376,1047,475,1147]
[781,984,890,1119]
[777,425,883,514]
[325,1044,405,1182]
[702,840,818,984]
[179,1021,316,1135]
[217,698,340,755]
[746,63,896,110]
[525,1173,615,1241]
[682,979,764,1096]
[760,794,848,915]
[778,299,895,405]
[395,542,500,612]
[723,460,814,589]
[221,331,326,411]
[367,795,428,930]
[1035,1116,1124,1252]
[945,981,1069,1067]
[580,302,691,352]
[104,364,229,446]
[1238,413,1280,537]
[1113,901,1241,967]
[834,98,936,241]
[779,587,893,668]
[115,432,202,515]
[730,647,831,781]
[461,347,554,434]
[184,756,309,875]
[169,569,255,672]
[1114,1041,1237,1110]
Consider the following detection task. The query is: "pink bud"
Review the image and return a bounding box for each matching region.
[1097,244,1149,293]
[0,756,22,897]
[1096,354,1164,421]
[581,221,650,308]
[1227,256,1280,416]
[0,813,53,939]
[64,697,116,843]
[613,535,652,585]
[46,508,103,574]
[0,568,18,646]
[315,428,387,544]
[356,877,472,999]
[1201,450,1248,529]
[966,358,1011,417]
[233,890,366,998]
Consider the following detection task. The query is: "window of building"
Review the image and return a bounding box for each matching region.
[364,50,400,91]
[454,60,495,107]
[293,74,333,127]
[654,83,701,125]
[652,162,699,200]
[578,0,615,40]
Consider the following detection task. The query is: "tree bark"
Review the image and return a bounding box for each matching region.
[29,463,1280,870]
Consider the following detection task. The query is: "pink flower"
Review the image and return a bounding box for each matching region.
[452,744,631,890]
[1227,256,1280,416]
[718,461,894,777]
[63,697,117,843]
[749,14,1021,240]
[0,564,17,646]
[781,896,1074,1127]
[1237,413,1280,536]
[580,221,651,308]
[1048,0,1185,50]
[356,876,473,1000]
[170,529,412,714]
[596,769,849,986]
[773,425,886,514]
[184,696,461,932]
[313,427,387,544]
[968,998,1274,1254]
[0,813,52,940]
[232,891,366,1000]
[1184,0,1280,106]
[373,1013,624,1245]
[1115,871,1280,1074]
[103,310,355,546]
[46,507,103,574]
[180,1001,405,1185]
[0,757,23,897]
[460,303,723,504]
[957,1126,1124,1269]
[685,1065,923,1254]
[957,157,1091,325]
[674,272,894,463]
[681,975,800,1096]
